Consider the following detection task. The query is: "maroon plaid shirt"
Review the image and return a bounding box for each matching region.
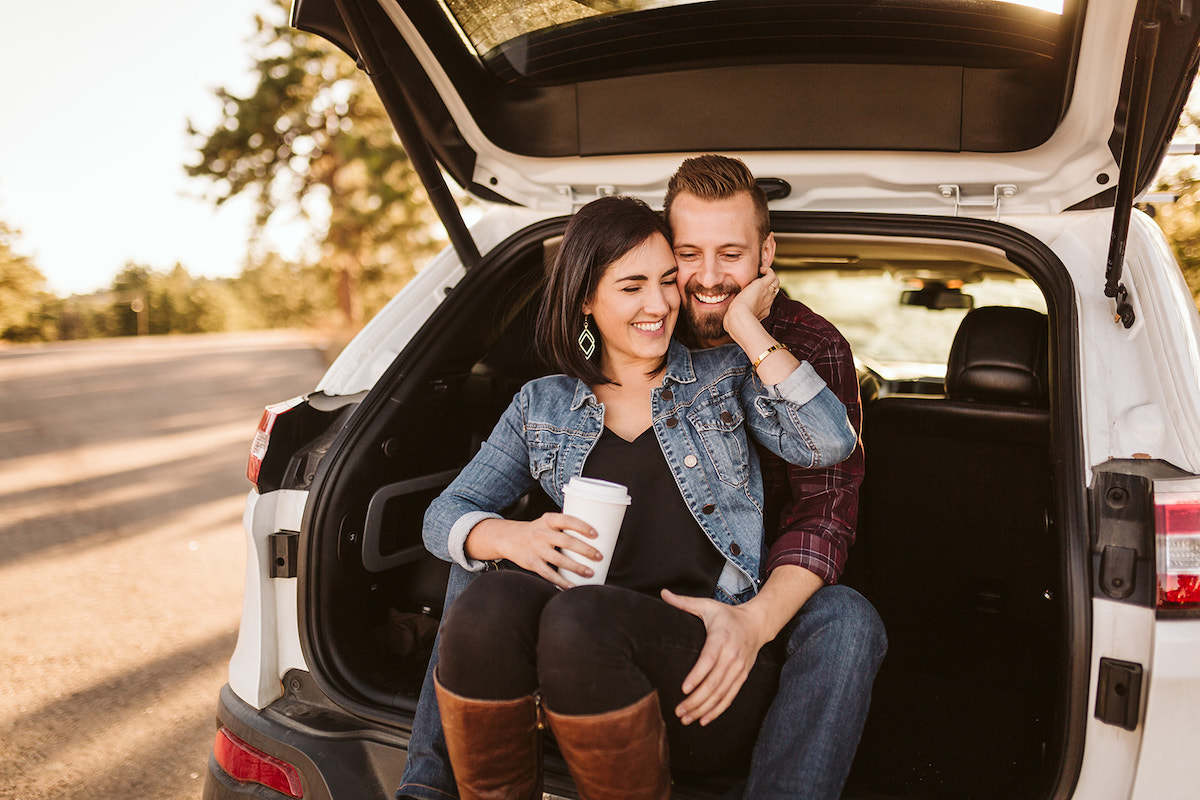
[759,295,864,585]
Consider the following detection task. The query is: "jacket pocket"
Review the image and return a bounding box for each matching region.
[528,441,560,481]
[689,394,749,487]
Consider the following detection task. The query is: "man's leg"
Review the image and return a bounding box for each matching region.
[396,564,477,800]
[737,584,887,800]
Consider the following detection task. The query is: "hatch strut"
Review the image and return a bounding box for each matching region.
[1105,16,1162,329]
[331,0,482,272]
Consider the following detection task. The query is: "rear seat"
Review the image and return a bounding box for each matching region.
[847,306,1059,798]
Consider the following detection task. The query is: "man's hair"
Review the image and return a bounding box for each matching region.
[663,154,770,241]
[536,195,672,384]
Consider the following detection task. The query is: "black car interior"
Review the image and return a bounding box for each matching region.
[846,305,1058,799]
[309,228,1064,799]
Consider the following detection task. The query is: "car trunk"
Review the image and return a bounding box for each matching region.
[298,210,1087,799]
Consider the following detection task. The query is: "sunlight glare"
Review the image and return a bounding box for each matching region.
[995,0,1064,12]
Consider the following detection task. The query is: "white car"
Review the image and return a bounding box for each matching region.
[203,1,1200,799]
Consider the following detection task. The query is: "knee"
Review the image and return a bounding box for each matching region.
[440,571,538,657]
[537,586,626,663]
[787,585,887,670]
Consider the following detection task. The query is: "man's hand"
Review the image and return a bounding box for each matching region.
[660,589,772,726]
[662,565,825,725]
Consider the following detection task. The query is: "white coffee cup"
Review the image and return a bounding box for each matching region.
[560,477,631,587]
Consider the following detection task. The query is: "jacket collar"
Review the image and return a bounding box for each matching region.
[569,339,697,411]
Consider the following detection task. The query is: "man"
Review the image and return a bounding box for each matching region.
[397,155,885,800]
[660,154,884,798]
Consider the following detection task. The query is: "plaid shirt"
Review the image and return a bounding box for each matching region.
[759,294,864,585]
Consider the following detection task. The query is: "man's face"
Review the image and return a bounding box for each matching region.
[669,191,776,346]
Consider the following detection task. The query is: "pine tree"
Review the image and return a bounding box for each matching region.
[187,0,443,329]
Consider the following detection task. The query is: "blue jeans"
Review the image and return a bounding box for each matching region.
[396,567,886,800]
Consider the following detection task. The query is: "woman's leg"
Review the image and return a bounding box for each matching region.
[537,585,781,774]
[434,570,557,800]
[437,569,557,698]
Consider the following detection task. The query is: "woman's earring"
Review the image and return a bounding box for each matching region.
[578,316,596,359]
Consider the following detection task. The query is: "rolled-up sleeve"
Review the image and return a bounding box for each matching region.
[746,362,856,469]
[423,392,536,570]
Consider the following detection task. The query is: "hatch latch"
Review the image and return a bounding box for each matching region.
[938,184,1017,221]
[1096,657,1143,730]
[269,530,299,579]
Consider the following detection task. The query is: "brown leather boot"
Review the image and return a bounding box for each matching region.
[545,691,671,800]
[434,676,544,800]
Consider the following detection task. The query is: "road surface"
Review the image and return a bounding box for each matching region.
[0,331,328,800]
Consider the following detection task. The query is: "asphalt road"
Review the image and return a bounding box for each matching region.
[0,332,329,800]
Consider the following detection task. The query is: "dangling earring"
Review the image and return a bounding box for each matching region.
[578,316,596,359]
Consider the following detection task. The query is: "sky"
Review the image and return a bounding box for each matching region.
[0,0,1066,297]
[0,0,307,296]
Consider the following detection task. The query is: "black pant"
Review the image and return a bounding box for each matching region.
[437,570,782,772]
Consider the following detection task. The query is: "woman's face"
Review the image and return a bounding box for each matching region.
[582,232,680,372]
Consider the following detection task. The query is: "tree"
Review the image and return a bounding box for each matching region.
[232,251,329,329]
[1147,82,1200,305]
[187,0,444,330]
[0,221,53,341]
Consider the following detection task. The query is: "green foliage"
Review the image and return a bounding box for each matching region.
[1147,85,1200,306]
[186,0,444,330]
[0,222,55,342]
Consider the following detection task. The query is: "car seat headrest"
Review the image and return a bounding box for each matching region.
[945,306,1049,406]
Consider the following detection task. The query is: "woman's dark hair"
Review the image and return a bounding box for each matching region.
[536,195,672,384]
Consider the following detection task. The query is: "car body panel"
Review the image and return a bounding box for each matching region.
[1131,616,1200,797]
[1075,600,1156,799]
[229,488,309,709]
[315,205,551,396]
[1054,209,1200,476]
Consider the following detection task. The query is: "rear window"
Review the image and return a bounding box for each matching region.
[440,0,1069,81]
[780,269,1047,382]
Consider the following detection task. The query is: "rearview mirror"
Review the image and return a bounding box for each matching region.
[900,284,975,310]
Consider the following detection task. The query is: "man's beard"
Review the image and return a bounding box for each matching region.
[683,276,742,342]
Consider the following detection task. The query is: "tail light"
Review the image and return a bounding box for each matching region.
[212,727,303,798]
[247,398,303,487]
[1155,487,1200,610]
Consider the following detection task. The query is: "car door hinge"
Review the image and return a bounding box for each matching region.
[557,185,618,208]
[1095,657,1143,730]
[269,530,299,578]
[937,184,1017,221]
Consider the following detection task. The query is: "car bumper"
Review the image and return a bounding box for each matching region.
[202,680,407,800]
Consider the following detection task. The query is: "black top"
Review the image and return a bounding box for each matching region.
[582,427,725,598]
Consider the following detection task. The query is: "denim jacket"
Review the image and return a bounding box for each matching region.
[423,339,856,604]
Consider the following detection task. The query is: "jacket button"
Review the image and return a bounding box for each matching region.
[720,411,733,424]
[666,417,679,428]
[661,389,673,401]
[684,454,698,468]
[702,503,715,514]
[730,543,742,556]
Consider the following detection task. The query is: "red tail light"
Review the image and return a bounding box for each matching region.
[1155,488,1200,610]
[213,727,304,798]
[248,399,302,486]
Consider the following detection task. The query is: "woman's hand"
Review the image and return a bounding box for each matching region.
[465,513,602,590]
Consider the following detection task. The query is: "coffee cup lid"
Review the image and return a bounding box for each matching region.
[564,476,631,504]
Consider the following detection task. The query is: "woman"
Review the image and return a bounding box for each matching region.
[422,196,856,799]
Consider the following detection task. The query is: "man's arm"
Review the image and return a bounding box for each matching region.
[762,299,865,585]
[662,564,823,726]
[663,299,864,727]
